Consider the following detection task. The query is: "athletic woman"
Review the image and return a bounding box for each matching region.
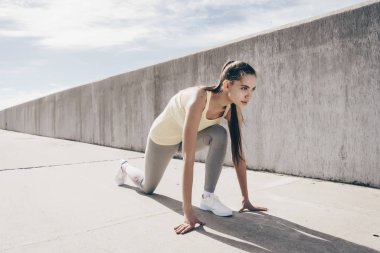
[115,60,268,235]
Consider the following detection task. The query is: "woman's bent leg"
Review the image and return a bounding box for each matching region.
[178,124,228,193]
[194,125,232,217]
[196,125,228,193]
[142,138,179,194]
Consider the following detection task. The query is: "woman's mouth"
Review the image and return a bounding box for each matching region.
[241,101,248,105]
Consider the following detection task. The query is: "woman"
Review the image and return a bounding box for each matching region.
[115,60,268,235]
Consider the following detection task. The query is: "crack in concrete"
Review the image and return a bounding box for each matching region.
[0,156,144,172]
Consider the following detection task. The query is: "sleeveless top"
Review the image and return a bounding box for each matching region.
[148,90,231,145]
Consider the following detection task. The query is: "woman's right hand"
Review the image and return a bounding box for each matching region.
[174,211,205,235]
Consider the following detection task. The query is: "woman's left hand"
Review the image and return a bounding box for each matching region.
[239,199,268,213]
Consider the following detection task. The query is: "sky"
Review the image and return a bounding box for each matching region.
[0,0,368,110]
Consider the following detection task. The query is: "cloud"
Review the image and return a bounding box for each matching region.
[0,0,158,49]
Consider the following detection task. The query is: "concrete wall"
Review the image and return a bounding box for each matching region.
[1,1,379,187]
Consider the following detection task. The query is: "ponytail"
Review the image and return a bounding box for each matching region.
[229,103,243,165]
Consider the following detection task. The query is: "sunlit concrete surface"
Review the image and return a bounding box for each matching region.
[0,129,379,253]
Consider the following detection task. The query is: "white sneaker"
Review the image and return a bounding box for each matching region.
[115,159,144,190]
[114,159,128,186]
[199,194,233,217]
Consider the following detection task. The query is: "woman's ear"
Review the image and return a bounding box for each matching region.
[222,80,231,91]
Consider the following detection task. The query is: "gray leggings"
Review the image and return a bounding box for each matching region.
[142,124,228,194]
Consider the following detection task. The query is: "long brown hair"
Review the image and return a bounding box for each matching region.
[203,60,256,166]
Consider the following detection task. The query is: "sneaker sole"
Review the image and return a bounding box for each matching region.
[199,204,233,217]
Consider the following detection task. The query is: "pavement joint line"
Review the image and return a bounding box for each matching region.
[255,179,304,191]
[82,210,178,232]
[0,157,145,172]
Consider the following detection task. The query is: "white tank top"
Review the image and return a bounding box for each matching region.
[148,90,230,145]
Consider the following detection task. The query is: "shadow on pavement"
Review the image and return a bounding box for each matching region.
[121,184,378,253]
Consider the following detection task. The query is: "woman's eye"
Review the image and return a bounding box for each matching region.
[241,87,247,90]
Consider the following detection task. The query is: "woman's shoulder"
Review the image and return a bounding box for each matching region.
[180,86,208,110]
[180,85,208,97]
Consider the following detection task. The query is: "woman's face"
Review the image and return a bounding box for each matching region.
[225,74,257,107]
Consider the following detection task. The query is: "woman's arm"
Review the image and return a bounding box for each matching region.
[225,105,268,212]
[174,89,207,234]
[235,151,249,201]
[181,89,205,213]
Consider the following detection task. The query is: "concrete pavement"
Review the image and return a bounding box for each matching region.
[0,129,379,253]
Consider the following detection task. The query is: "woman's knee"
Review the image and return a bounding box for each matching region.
[209,125,228,143]
[142,190,155,195]
[140,182,157,195]
[142,185,156,195]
